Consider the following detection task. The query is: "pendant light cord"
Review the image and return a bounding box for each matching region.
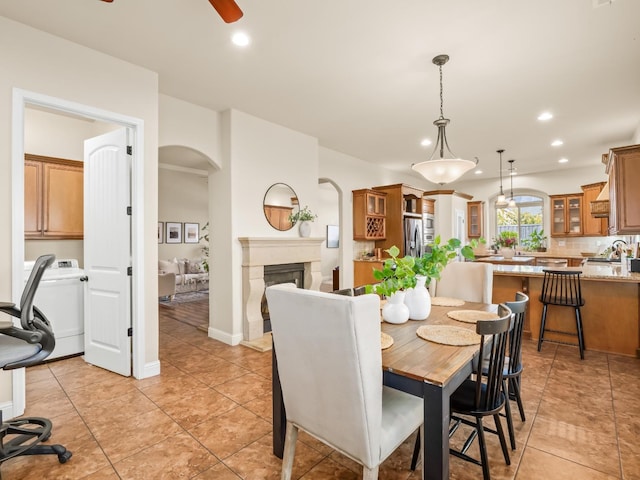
[439,64,444,120]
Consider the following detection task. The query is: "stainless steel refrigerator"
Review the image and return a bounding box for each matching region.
[404,217,424,257]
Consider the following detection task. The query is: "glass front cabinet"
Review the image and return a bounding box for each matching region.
[550,194,583,237]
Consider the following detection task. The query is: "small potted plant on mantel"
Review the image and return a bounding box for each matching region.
[288,205,317,237]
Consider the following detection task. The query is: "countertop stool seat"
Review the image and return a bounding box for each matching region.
[537,269,586,359]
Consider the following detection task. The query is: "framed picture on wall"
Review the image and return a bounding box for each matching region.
[326,225,339,248]
[184,223,199,243]
[166,222,182,244]
[158,222,164,244]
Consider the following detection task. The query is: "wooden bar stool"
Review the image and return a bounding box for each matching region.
[537,269,585,359]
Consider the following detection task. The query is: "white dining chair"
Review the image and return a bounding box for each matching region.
[266,283,424,480]
[434,261,494,304]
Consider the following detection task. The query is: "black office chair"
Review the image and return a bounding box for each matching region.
[0,254,72,475]
[537,269,585,359]
[502,292,529,450]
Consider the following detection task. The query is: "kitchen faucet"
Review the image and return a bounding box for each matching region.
[610,239,628,259]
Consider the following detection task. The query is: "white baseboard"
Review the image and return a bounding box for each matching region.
[139,360,161,379]
[208,327,242,346]
[0,400,17,421]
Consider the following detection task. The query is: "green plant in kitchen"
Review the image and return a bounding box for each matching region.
[365,245,417,297]
[288,205,317,224]
[522,228,547,252]
[413,236,482,286]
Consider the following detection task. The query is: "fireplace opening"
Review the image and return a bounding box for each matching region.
[261,263,305,332]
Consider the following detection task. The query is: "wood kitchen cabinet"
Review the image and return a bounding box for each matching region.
[372,184,424,256]
[467,201,484,238]
[581,182,608,236]
[607,144,640,235]
[353,260,383,287]
[549,194,583,237]
[352,189,386,240]
[25,154,84,240]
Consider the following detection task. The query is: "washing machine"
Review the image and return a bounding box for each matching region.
[24,258,85,360]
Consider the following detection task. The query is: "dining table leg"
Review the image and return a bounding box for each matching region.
[422,382,450,480]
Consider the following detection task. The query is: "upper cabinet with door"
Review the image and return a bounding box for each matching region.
[581,182,608,236]
[25,154,83,239]
[372,184,424,256]
[549,194,583,237]
[607,144,640,235]
[467,201,484,239]
[352,189,386,240]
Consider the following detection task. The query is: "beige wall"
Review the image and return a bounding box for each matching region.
[158,169,209,261]
[0,16,159,407]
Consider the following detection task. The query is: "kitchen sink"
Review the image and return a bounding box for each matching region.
[586,257,620,263]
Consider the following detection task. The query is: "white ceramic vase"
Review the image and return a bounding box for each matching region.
[298,221,311,237]
[501,247,515,259]
[404,275,432,320]
[382,291,410,324]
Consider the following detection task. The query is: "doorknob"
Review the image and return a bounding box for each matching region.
[79,276,88,282]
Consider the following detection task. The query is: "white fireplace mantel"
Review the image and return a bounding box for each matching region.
[239,237,324,341]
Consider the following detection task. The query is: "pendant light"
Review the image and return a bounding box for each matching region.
[496,149,507,206]
[508,159,517,207]
[412,55,478,185]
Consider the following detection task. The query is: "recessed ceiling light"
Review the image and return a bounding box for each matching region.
[537,112,553,121]
[551,139,564,147]
[420,138,432,147]
[558,158,569,164]
[232,32,250,47]
[474,170,482,175]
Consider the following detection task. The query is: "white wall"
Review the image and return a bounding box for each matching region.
[158,169,208,261]
[0,16,159,406]
[318,182,339,281]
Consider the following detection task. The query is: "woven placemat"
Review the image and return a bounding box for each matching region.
[431,296,465,307]
[416,325,480,346]
[447,310,500,324]
[381,332,394,350]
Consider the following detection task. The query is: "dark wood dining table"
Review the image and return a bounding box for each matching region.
[271,301,498,480]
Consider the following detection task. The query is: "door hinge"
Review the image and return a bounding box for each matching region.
[127,266,132,276]
[127,145,132,155]
[126,206,132,215]
[127,327,133,337]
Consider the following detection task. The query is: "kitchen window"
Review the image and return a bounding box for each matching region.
[496,195,544,246]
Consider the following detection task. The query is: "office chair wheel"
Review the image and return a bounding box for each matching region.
[57,448,72,464]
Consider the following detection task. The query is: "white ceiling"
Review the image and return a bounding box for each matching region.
[3,0,639,183]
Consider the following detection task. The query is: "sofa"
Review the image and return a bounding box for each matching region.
[158,258,208,295]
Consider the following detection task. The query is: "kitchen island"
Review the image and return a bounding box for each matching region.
[492,264,640,357]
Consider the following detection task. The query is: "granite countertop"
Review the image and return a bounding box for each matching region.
[492,264,640,283]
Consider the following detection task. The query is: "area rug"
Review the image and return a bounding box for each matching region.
[159,290,209,306]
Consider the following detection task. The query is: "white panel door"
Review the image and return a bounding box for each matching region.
[83,128,131,376]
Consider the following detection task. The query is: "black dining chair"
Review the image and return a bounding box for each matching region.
[448,304,512,480]
[411,304,513,480]
[502,292,529,450]
[537,269,585,359]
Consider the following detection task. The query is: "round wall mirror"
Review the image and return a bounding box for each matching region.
[263,183,300,231]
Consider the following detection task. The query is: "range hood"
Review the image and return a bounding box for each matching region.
[590,180,609,218]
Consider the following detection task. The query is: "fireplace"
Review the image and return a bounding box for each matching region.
[261,263,305,332]
[239,237,323,341]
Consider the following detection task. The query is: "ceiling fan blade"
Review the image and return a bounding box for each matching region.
[208,0,243,23]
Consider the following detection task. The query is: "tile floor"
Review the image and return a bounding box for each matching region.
[3,299,640,479]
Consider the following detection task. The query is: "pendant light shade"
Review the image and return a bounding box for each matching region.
[412,55,477,185]
[507,159,517,207]
[496,149,508,206]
